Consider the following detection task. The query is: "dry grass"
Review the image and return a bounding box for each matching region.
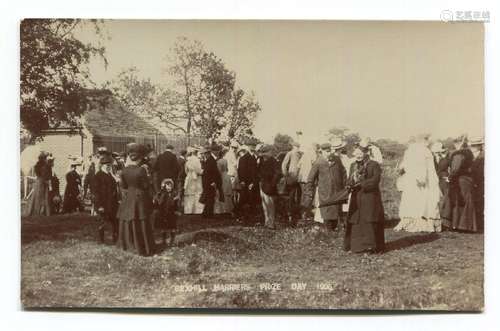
[20,160,483,310]
[21,213,483,310]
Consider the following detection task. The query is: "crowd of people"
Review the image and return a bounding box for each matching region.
[24,133,484,257]
[395,135,484,233]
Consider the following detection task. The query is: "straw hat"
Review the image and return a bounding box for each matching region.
[469,136,484,146]
[330,137,346,150]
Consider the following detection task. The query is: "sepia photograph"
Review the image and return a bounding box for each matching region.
[19,19,484,310]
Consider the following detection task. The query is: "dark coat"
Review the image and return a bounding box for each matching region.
[93,171,119,217]
[201,154,222,202]
[177,156,187,184]
[307,155,347,220]
[237,152,260,203]
[153,150,179,192]
[347,160,385,224]
[153,189,178,230]
[434,154,450,194]
[258,156,280,196]
[62,169,82,213]
[117,164,152,221]
[238,153,259,187]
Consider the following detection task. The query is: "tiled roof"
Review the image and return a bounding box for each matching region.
[84,98,165,138]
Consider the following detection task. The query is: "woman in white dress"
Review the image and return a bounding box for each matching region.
[183,148,204,214]
[395,136,441,232]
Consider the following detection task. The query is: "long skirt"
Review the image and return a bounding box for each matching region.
[344,221,385,253]
[214,173,234,214]
[63,186,82,213]
[448,176,477,232]
[184,176,204,214]
[25,178,51,216]
[117,217,156,256]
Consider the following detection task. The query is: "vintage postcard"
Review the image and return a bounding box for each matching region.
[20,19,484,310]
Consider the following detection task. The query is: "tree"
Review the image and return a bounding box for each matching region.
[20,19,107,139]
[191,52,236,139]
[111,67,185,132]
[165,37,261,142]
[225,89,261,140]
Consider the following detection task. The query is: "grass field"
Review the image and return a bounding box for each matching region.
[21,211,483,310]
[20,160,483,310]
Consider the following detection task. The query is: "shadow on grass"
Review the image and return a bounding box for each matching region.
[384,232,441,253]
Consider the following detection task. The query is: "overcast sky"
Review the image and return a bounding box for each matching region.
[81,20,484,143]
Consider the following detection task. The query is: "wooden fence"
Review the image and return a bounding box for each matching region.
[92,133,206,155]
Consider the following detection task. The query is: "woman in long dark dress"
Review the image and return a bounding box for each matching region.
[26,151,52,216]
[117,143,156,256]
[448,139,477,232]
[62,161,83,213]
[344,147,385,253]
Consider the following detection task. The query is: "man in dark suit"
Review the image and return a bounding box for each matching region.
[306,142,347,233]
[93,154,119,243]
[153,144,179,194]
[257,145,281,229]
[200,146,222,218]
[237,142,260,224]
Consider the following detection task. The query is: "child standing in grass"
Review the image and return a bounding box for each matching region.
[153,178,180,246]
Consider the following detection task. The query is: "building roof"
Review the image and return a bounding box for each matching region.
[84,97,166,139]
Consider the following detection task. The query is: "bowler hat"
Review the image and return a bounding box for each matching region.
[320,143,332,150]
[199,146,211,154]
[259,144,274,155]
[99,154,114,164]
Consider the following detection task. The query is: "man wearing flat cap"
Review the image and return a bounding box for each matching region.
[153,144,180,195]
[93,154,119,243]
[305,142,347,233]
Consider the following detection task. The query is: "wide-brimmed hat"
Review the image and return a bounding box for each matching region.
[430,142,446,153]
[238,145,248,153]
[127,143,147,161]
[38,151,49,159]
[469,136,484,146]
[97,146,108,154]
[69,156,82,166]
[330,137,346,150]
[358,138,371,148]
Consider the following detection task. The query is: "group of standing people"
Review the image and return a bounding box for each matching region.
[395,135,484,234]
[24,132,484,257]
